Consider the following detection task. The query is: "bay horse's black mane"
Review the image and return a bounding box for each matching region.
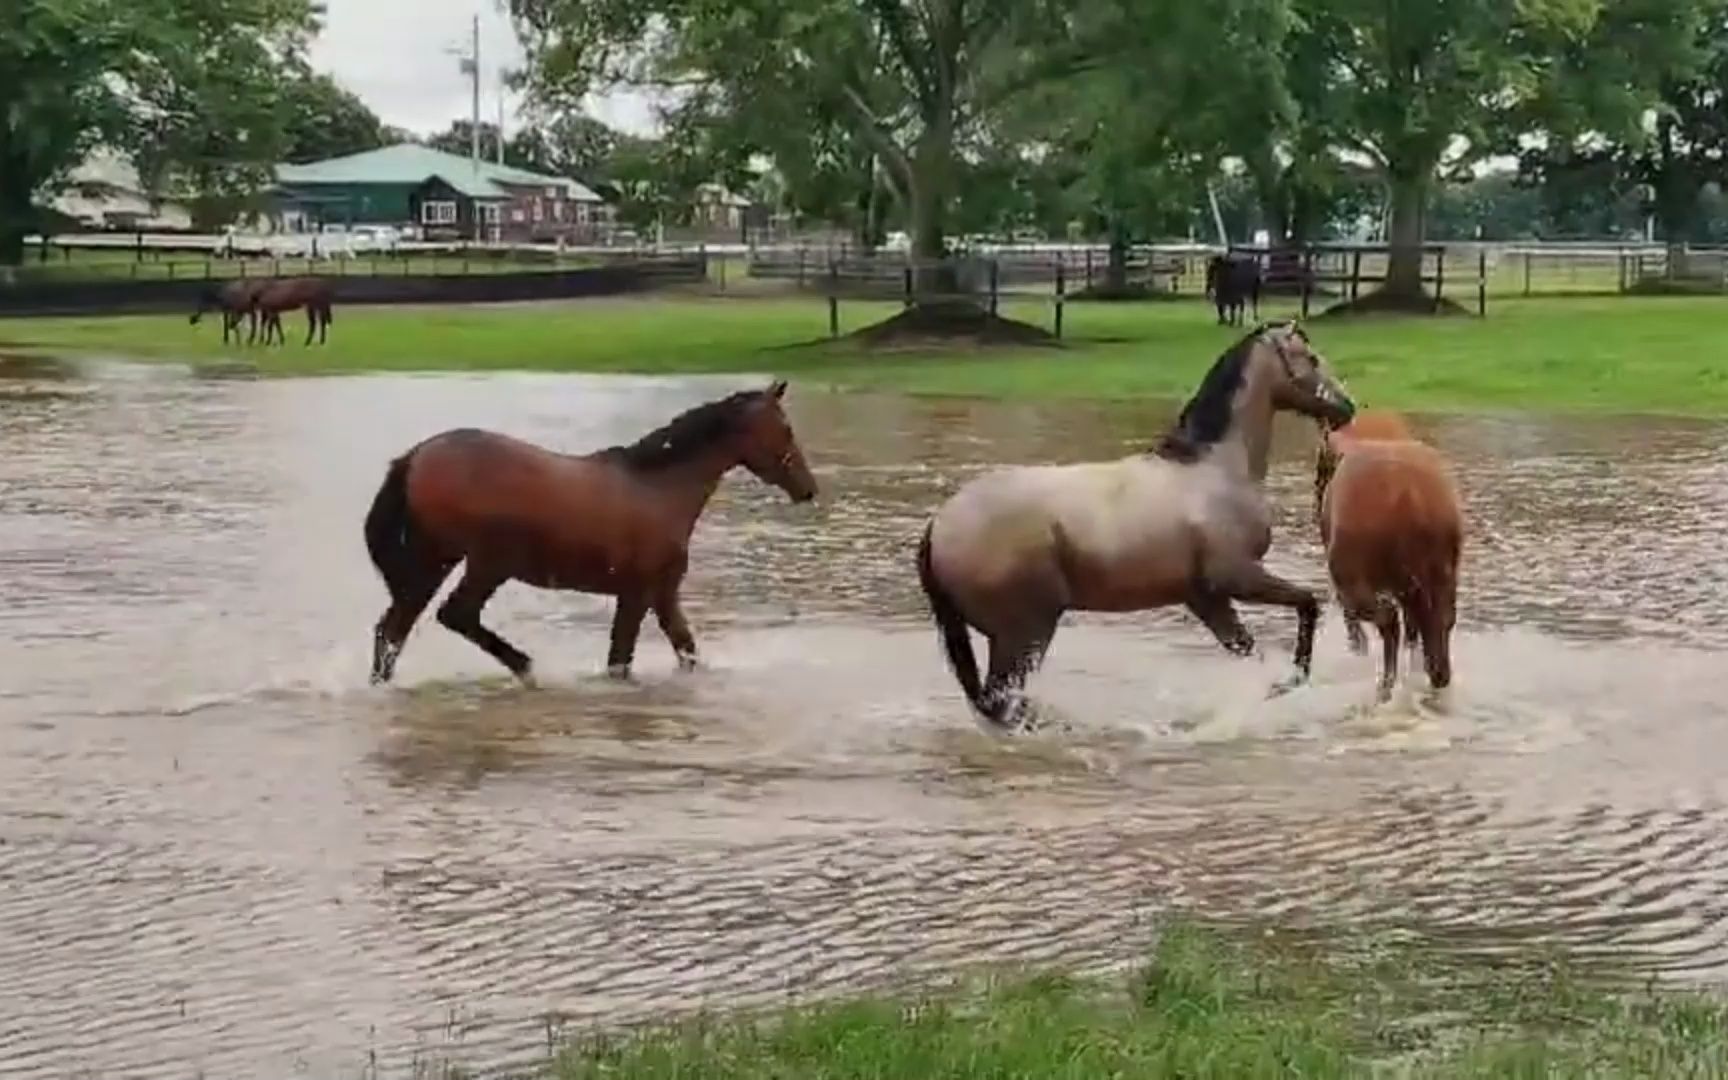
[1152,322,1298,463]
[598,389,769,471]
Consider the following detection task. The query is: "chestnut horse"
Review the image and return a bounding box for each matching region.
[255,276,335,346]
[365,381,817,685]
[189,279,264,345]
[917,321,1356,732]
[1314,410,1463,701]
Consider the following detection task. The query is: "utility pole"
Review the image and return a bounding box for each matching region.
[496,71,506,166]
[469,15,481,168]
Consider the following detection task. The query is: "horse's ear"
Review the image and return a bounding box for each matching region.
[768,379,788,399]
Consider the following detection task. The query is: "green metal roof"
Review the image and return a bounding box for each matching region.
[276,143,603,201]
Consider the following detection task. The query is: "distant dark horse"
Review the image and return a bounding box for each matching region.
[1205,255,1262,327]
[254,277,336,346]
[189,279,264,345]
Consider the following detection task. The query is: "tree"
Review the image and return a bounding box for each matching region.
[0,0,318,261]
[509,0,1101,297]
[1520,8,1728,248]
[1297,0,1713,302]
[280,71,389,163]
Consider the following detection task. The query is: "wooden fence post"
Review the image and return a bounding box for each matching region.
[988,259,999,317]
[1300,249,1313,320]
[1433,249,1445,313]
[1054,261,1066,339]
[903,265,914,308]
[1477,248,1488,317]
[1524,251,1533,296]
[1350,249,1362,302]
[828,261,840,338]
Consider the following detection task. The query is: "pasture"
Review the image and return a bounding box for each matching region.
[7,295,1728,1076]
[6,293,1728,414]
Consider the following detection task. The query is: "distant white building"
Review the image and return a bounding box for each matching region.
[49,150,194,231]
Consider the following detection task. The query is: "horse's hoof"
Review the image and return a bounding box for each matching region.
[676,651,700,672]
[606,663,632,681]
[1268,671,1309,698]
[517,667,538,689]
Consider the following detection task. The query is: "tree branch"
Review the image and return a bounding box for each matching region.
[839,81,914,190]
[862,0,933,110]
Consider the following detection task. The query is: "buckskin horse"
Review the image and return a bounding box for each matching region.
[254,276,335,346]
[189,279,264,345]
[916,321,1355,732]
[1314,410,1463,702]
[1205,254,1263,327]
[364,381,818,685]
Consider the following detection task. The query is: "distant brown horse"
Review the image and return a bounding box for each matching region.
[365,381,818,685]
[255,277,335,346]
[917,321,1355,732]
[1314,410,1463,702]
[189,279,264,345]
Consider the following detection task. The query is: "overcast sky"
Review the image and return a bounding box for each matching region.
[307,0,656,138]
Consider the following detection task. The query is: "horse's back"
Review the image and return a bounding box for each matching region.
[1323,443,1462,562]
[930,457,1199,608]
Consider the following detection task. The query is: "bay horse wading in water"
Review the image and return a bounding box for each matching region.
[364,381,817,686]
[1205,254,1263,327]
[916,321,1356,732]
[254,276,335,346]
[1313,410,1463,703]
[189,278,265,345]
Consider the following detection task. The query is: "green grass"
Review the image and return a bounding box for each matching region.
[6,293,1728,415]
[544,919,1728,1079]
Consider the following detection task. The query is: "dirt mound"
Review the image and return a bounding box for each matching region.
[1312,290,1476,319]
[847,301,1060,349]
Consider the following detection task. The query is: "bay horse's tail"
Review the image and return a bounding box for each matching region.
[916,520,992,718]
[364,452,418,598]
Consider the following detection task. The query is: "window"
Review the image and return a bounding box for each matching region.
[545,185,558,198]
[531,198,543,223]
[421,200,457,225]
[511,208,525,223]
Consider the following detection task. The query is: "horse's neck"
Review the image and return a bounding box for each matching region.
[1216,393,1275,484]
[660,448,739,533]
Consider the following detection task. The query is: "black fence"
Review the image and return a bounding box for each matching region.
[0,257,708,318]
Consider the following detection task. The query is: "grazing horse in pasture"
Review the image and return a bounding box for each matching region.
[1314,410,1463,702]
[189,279,265,345]
[254,276,336,346]
[365,381,818,685]
[916,321,1356,732]
[1205,254,1263,327]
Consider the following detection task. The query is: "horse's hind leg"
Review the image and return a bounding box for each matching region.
[371,555,456,684]
[981,618,1059,732]
[304,309,316,346]
[437,564,534,682]
[1370,596,1400,703]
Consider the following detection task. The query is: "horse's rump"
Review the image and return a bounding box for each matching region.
[1322,445,1462,605]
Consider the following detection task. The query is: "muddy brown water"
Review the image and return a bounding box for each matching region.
[5,359,1728,1077]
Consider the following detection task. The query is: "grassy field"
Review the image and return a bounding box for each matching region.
[5,293,1728,414]
[545,919,1728,1079]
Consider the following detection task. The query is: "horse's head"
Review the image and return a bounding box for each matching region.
[736,380,818,503]
[189,288,217,325]
[1257,321,1354,429]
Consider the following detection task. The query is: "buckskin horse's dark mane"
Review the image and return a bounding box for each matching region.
[1152,321,1301,463]
[598,389,768,471]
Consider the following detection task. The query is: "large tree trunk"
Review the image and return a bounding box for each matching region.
[0,150,34,268]
[1382,169,1430,299]
[906,116,957,299]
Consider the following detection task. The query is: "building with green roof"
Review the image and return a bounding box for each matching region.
[271,143,608,241]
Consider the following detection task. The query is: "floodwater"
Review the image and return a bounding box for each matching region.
[4,359,1728,1078]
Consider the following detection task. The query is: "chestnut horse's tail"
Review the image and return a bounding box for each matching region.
[364,452,419,599]
[916,520,989,716]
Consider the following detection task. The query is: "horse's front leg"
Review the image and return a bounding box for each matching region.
[1208,560,1322,690]
[606,591,649,678]
[1185,583,1255,657]
[653,585,699,671]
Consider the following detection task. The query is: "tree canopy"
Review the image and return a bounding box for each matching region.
[1,0,318,260]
